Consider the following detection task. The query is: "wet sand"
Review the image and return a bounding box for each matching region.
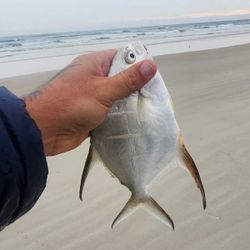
[0,44,250,250]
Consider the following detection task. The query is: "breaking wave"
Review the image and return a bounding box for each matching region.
[0,19,250,62]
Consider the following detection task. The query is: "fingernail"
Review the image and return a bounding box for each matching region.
[139,61,156,78]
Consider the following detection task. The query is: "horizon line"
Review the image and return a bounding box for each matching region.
[1,14,250,38]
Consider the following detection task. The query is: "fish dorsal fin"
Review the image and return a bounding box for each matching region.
[178,133,206,210]
[79,145,100,201]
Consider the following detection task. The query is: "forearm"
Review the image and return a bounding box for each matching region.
[0,87,48,230]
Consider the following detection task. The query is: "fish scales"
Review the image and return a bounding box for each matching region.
[79,42,206,229]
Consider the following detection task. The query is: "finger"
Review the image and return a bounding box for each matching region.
[72,50,117,76]
[99,60,157,104]
[96,49,117,76]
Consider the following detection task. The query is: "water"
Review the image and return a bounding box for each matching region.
[0,19,250,62]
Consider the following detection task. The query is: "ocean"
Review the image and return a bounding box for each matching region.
[0,19,250,63]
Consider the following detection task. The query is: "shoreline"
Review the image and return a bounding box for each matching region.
[0,31,250,79]
[0,42,250,250]
[1,43,250,96]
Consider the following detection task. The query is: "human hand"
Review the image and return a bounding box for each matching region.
[23,50,157,156]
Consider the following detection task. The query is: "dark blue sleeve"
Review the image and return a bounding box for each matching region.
[0,87,48,231]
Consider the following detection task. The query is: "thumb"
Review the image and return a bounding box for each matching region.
[99,60,157,103]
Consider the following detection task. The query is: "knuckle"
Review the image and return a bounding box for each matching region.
[72,55,83,63]
[120,71,138,91]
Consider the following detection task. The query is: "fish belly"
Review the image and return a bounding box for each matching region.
[92,92,179,192]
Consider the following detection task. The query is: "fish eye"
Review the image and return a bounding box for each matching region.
[124,49,136,64]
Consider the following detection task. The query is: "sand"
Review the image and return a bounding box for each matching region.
[0,44,250,250]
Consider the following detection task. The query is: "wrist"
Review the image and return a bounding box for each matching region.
[23,94,57,156]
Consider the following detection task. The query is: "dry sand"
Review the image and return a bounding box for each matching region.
[0,44,250,250]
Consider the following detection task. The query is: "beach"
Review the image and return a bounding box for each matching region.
[1,19,250,79]
[0,43,250,250]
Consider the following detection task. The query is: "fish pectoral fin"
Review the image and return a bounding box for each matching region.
[137,91,149,125]
[178,143,206,210]
[112,195,174,230]
[79,145,100,201]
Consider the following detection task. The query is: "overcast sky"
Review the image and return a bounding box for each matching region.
[1,0,250,36]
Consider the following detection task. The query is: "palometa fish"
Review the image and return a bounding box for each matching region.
[79,42,206,230]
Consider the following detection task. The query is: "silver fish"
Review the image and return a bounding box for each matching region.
[79,42,206,230]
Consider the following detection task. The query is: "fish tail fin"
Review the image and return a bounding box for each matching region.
[111,196,138,229]
[111,195,174,230]
[143,196,174,230]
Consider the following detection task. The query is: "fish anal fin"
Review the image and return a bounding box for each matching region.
[112,195,174,230]
[178,133,206,209]
[103,164,116,179]
[79,146,99,201]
